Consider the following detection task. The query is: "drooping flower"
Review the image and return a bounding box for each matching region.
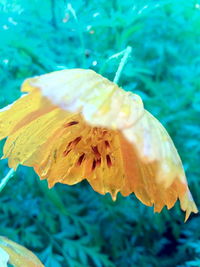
[0,69,198,220]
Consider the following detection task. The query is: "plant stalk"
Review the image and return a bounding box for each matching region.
[0,169,15,193]
[113,46,132,84]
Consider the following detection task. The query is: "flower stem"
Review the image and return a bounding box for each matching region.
[113,46,132,84]
[0,169,15,193]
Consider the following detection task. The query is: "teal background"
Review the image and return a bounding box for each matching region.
[0,0,200,266]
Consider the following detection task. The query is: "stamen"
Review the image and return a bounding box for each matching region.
[92,159,96,171]
[96,158,101,167]
[102,130,107,136]
[77,153,85,166]
[64,121,79,127]
[106,154,112,167]
[66,141,72,149]
[105,140,110,148]
[92,145,101,158]
[72,136,82,146]
[63,149,71,157]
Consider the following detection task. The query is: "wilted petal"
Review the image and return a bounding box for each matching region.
[0,247,9,267]
[0,236,44,267]
[22,69,144,130]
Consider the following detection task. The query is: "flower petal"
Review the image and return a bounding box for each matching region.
[0,236,44,267]
[118,131,198,220]
[22,69,144,130]
[122,111,188,188]
[3,108,67,169]
[0,247,9,267]
[0,90,55,140]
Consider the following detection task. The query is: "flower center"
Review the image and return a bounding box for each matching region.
[63,120,114,171]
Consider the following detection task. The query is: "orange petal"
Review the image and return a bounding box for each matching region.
[122,111,187,188]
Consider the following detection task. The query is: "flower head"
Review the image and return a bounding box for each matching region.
[0,69,198,221]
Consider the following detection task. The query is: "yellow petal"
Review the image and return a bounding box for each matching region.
[0,236,44,267]
[3,108,67,169]
[0,247,9,267]
[85,130,125,200]
[0,90,55,140]
[118,131,192,214]
[22,69,144,130]
[180,191,198,222]
[35,118,87,187]
[122,111,187,188]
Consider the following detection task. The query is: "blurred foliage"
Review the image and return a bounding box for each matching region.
[0,0,200,266]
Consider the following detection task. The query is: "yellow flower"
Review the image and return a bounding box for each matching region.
[0,69,198,221]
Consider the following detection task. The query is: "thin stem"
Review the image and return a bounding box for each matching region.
[113,46,132,84]
[0,169,15,193]
[99,49,126,75]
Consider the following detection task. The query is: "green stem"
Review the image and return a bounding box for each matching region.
[0,169,15,193]
[113,46,132,84]
[99,49,126,75]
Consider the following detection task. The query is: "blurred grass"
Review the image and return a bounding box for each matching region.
[0,0,200,266]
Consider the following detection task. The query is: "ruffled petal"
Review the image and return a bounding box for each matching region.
[122,110,187,188]
[85,131,125,200]
[22,69,144,130]
[3,108,67,169]
[180,191,198,222]
[118,131,198,220]
[34,114,87,187]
